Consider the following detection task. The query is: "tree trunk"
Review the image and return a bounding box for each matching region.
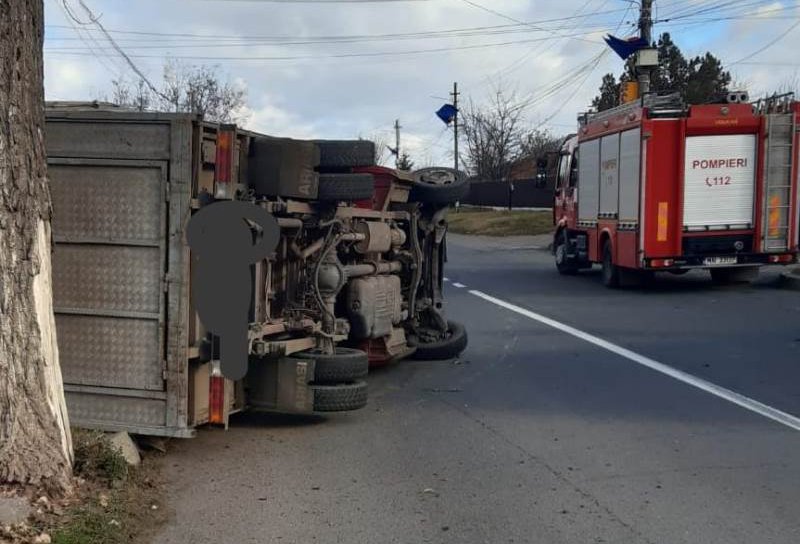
[0,0,73,493]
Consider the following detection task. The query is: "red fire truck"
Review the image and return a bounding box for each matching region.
[551,92,799,287]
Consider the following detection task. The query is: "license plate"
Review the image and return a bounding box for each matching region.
[703,256,737,266]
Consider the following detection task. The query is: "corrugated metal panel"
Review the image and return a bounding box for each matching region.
[46,121,171,160]
[50,158,168,399]
[578,139,600,222]
[46,112,196,438]
[599,133,620,217]
[619,128,641,222]
[56,315,162,390]
[50,163,164,242]
[53,245,162,314]
[683,134,756,228]
[65,392,166,427]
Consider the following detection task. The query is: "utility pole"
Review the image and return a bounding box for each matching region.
[638,0,654,97]
[451,82,460,172]
[394,119,401,168]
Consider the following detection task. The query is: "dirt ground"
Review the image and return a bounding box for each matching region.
[0,432,168,544]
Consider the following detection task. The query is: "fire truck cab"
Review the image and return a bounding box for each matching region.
[552,93,799,287]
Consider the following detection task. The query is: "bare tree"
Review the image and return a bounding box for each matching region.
[461,89,525,182]
[159,61,248,123]
[519,128,562,161]
[131,78,152,112]
[365,133,391,166]
[107,60,248,122]
[109,77,152,112]
[161,59,186,113]
[111,77,131,107]
[0,0,73,493]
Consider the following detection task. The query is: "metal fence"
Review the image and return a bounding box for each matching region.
[462,178,554,209]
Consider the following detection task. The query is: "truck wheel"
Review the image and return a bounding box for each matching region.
[411,320,468,360]
[554,231,578,275]
[710,267,759,285]
[601,241,620,288]
[317,173,374,201]
[312,381,368,412]
[292,347,369,384]
[315,140,375,169]
[409,168,470,204]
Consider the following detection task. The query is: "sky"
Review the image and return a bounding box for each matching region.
[43,0,800,167]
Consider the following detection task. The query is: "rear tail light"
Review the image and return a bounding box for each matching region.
[768,254,795,264]
[209,363,226,426]
[214,125,236,199]
[649,259,675,268]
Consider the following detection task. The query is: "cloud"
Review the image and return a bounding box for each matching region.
[243,92,318,139]
[42,0,800,165]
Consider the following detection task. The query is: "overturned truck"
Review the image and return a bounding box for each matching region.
[45,105,469,437]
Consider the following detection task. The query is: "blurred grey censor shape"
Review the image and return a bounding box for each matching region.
[187,201,280,380]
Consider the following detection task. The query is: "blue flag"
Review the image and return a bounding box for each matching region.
[436,104,458,125]
[604,34,649,60]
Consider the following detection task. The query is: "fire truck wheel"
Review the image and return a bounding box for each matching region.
[554,231,578,275]
[315,140,376,169]
[409,168,470,204]
[710,267,759,285]
[601,241,620,288]
[312,381,368,412]
[410,320,468,360]
[292,347,369,384]
[317,173,375,201]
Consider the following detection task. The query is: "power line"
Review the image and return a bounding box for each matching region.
[464,0,602,92]
[458,0,599,44]
[43,8,632,43]
[730,19,800,66]
[53,0,124,78]
[45,29,612,61]
[63,0,168,100]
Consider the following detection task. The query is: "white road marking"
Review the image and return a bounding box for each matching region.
[443,277,450,282]
[469,289,800,433]
[452,282,467,289]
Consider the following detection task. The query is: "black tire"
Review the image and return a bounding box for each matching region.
[554,231,578,275]
[317,173,374,201]
[411,320,468,360]
[315,140,376,169]
[291,347,369,384]
[409,168,470,204]
[312,381,368,412]
[601,241,620,288]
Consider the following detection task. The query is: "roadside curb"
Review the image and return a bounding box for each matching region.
[780,269,800,291]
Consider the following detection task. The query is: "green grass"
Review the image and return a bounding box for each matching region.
[49,430,165,544]
[447,207,554,237]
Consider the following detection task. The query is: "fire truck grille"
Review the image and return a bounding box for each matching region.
[682,235,754,256]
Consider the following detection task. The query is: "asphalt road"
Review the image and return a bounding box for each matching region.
[155,233,800,544]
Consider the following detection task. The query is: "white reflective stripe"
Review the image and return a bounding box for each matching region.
[470,289,800,433]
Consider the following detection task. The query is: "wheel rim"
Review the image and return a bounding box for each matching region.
[413,167,459,187]
[555,243,566,266]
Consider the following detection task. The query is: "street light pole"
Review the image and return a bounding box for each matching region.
[638,0,654,97]
[451,81,460,172]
